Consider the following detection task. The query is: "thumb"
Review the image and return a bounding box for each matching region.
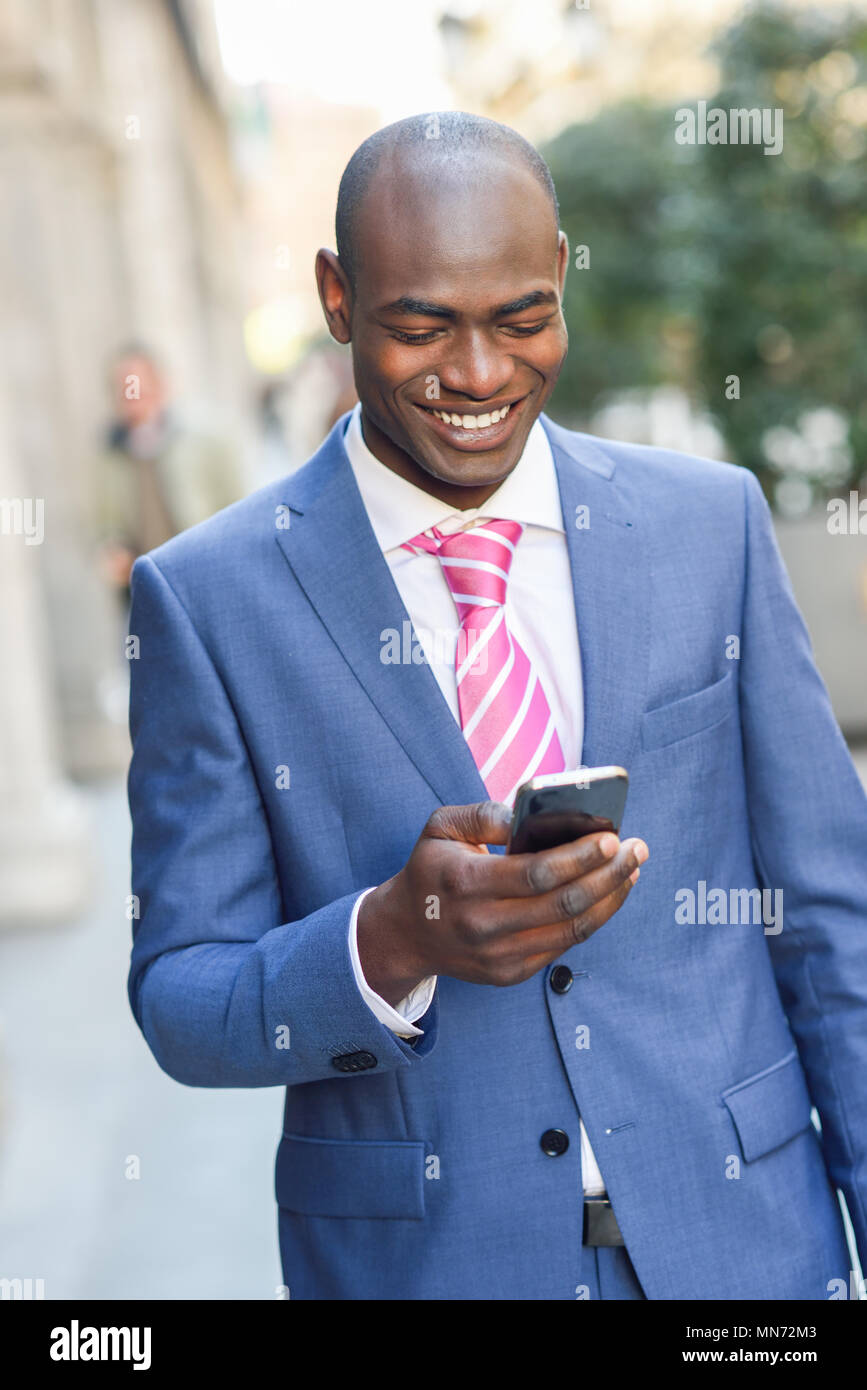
[425,800,512,847]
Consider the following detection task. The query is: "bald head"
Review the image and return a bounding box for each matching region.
[335,112,560,289]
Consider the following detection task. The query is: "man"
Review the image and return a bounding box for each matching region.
[127,113,867,1300]
[95,345,242,595]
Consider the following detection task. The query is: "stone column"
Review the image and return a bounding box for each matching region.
[0,379,92,928]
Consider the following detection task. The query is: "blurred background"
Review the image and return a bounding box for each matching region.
[0,0,865,1299]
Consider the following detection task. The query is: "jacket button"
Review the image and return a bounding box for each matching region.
[331,1050,377,1073]
[540,1128,569,1157]
[549,965,573,994]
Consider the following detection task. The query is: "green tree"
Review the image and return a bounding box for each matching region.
[545,2,867,503]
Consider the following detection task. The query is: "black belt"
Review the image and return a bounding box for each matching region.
[583,1197,625,1247]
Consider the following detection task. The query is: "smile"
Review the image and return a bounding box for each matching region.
[428,404,511,429]
[411,395,528,451]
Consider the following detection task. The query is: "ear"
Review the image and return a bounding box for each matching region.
[556,230,569,297]
[315,249,353,344]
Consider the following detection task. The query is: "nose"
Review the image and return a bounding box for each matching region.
[436,327,513,404]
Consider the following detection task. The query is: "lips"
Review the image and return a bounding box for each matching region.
[411,395,528,451]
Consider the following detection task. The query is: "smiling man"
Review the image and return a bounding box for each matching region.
[127,113,867,1302]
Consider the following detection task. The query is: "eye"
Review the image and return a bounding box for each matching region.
[389,329,442,344]
[501,322,547,336]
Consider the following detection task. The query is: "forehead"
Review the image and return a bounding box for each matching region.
[117,356,158,382]
[353,151,559,308]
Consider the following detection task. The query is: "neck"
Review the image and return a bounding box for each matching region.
[359,407,510,511]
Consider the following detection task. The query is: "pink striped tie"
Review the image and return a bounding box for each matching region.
[403,519,566,805]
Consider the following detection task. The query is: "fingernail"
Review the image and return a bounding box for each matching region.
[633,841,649,865]
[599,834,619,857]
[629,866,640,883]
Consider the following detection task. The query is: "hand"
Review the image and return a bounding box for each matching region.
[356,800,648,1008]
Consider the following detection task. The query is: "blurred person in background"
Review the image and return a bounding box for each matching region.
[94,345,243,599]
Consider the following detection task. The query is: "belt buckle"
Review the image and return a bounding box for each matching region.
[583,1197,625,1247]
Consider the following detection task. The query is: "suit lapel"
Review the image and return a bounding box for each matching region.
[543,416,651,776]
[274,420,487,808]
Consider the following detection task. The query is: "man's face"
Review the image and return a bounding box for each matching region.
[325,153,568,497]
[114,355,164,428]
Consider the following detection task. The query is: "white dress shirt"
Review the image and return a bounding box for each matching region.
[342,403,606,1195]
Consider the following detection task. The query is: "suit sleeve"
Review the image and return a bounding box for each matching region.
[126,553,439,1088]
[739,467,867,1260]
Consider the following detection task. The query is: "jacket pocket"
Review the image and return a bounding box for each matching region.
[640,670,736,751]
[721,1049,813,1163]
[275,1133,427,1219]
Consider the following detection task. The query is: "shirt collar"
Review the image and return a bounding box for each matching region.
[343,402,564,554]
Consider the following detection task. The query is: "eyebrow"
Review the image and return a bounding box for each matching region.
[378,289,558,320]
[381,296,456,319]
[495,290,557,315]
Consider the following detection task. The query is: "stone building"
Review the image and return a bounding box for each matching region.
[0,0,248,927]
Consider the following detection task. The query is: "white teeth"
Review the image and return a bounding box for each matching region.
[430,404,512,429]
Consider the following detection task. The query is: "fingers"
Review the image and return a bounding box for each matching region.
[471,831,648,914]
[496,829,625,897]
[425,800,512,847]
[487,838,646,936]
[486,874,638,983]
[423,807,647,904]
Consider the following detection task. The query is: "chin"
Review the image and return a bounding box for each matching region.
[421,451,516,489]
[417,426,531,481]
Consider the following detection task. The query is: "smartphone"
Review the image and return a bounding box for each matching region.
[506,766,629,855]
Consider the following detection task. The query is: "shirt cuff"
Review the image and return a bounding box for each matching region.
[348,887,437,1037]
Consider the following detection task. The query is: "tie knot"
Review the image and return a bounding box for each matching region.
[404,518,523,614]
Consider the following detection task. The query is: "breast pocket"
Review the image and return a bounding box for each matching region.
[721,1050,814,1163]
[275,1133,427,1220]
[640,670,737,752]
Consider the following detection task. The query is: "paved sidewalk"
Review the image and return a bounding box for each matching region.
[0,779,283,1300]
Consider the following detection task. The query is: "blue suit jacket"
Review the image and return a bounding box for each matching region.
[127,413,867,1300]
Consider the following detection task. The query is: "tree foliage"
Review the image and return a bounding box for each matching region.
[544,2,867,500]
